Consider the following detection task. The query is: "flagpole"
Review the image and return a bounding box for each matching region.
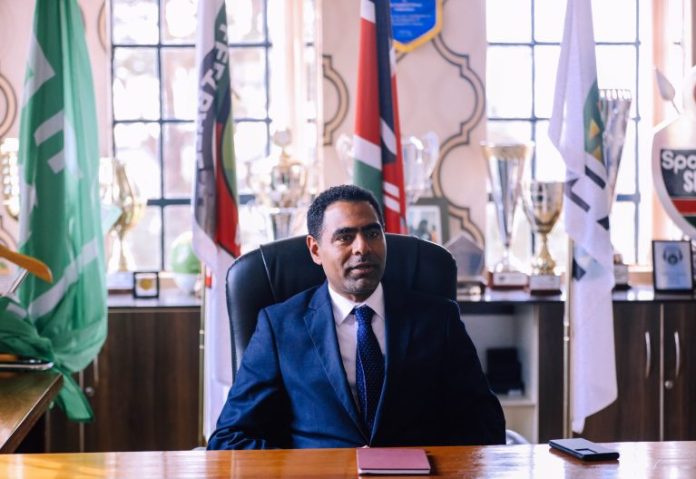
[563,237,573,438]
[197,264,208,446]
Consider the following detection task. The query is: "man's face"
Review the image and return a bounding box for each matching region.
[307,200,386,302]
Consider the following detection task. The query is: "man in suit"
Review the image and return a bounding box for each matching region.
[208,185,505,449]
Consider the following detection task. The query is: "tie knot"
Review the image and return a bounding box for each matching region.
[354,305,374,325]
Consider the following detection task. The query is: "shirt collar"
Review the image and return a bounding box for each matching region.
[328,282,385,324]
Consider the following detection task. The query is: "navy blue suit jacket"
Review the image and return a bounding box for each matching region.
[208,282,505,449]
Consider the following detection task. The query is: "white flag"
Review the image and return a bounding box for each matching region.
[548,0,617,433]
[193,0,240,439]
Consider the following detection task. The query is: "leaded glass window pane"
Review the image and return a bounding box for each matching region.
[487,46,533,118]
[113,48,160,121]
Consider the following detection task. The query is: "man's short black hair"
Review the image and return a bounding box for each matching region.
[307,184,384,239]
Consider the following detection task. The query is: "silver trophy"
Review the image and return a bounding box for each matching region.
[248,129,307,239]
[335,132,439,205]
[599,89,632,288]
[481,141,533,288]
[522,181,564,293]
[402,132,439,204]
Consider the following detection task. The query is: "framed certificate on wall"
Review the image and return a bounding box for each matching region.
[652,240,694,293]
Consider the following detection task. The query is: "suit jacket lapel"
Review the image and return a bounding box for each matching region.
[303,283,368,441]
[372,284,413,439]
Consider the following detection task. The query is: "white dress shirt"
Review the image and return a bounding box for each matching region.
[327,283,386,406]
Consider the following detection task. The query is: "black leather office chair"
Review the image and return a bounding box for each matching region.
[225,233,456,380]
[223,233,528,444]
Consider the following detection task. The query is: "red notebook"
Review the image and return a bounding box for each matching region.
[356,448,431,475]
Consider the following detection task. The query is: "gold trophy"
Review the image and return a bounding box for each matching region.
[481,141,533,288]
[102,157,145,272]
[522,181,564,294]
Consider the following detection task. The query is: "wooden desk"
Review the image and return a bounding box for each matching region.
[0,370,62,453]
[1,442,695,478]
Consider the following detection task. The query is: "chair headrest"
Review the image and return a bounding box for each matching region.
[226,233,457,373]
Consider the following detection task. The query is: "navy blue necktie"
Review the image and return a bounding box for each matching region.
[354,305,384,434]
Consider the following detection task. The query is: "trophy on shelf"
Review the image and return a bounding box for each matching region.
[402,132,439,204]
[335,132,439,205]
[0,137,20,221]
[0,137,21,295]
[248,129,307,239]
[599,88,632,289]
[101,157,145,278]
[481,141,533,289]
[522,181,564,294]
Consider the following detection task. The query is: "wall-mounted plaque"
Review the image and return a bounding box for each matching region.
[391,0,442,53]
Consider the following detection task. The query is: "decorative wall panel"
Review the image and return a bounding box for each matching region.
[321,0,488,245]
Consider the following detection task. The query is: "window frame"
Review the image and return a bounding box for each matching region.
[486,0,643,264]
[109,0,272,271]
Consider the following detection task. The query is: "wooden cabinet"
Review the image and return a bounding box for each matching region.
[663,303,696,440]
[581,302,661,441]
[463,293,696,444]
[460,298,565,443]
[45,305,202,452]
[582,301,696,442]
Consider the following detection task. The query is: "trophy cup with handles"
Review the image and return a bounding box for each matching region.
[402,132,439,204]
[481,141,533,289]
[335,132,439,205]
[248,129,307,240]
[522,181,564,294]
[599,89,632,289]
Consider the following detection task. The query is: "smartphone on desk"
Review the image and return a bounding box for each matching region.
[549,438,619,461]
[0,357,54,371]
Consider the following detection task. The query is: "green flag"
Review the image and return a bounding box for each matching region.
[9,0,106,421]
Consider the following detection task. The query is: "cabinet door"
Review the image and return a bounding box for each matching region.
[663,302,696,440]
[46,307,202,452]
[581,303,660,441]
[537,303,564,442]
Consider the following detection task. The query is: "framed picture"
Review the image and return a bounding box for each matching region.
[133,271,160,299]
[652,240,694,293]
[406,197,449,244]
